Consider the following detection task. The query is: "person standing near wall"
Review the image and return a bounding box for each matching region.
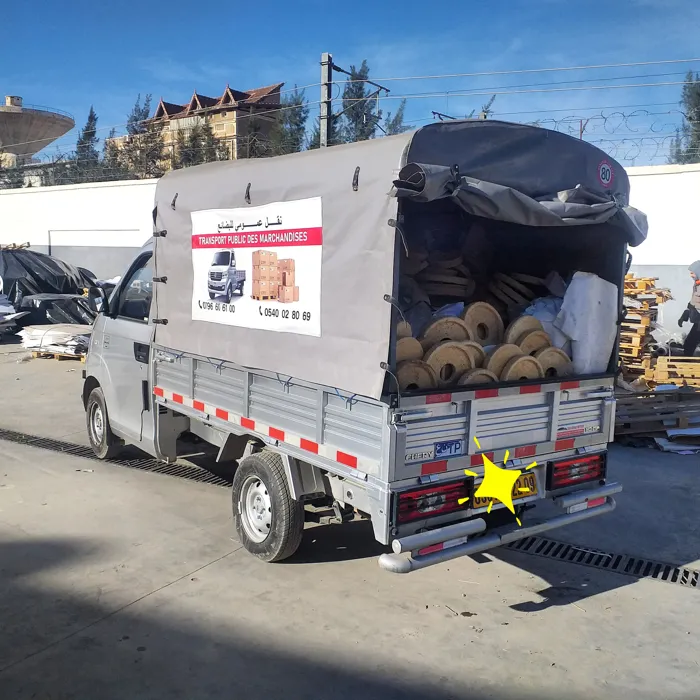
[678,260,700,356]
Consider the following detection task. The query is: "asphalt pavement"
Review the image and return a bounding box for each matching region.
[1,342,699,699]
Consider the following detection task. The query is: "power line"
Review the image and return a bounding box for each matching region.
[337,57,700,85]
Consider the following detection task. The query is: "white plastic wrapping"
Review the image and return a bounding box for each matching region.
[554,272,618,374]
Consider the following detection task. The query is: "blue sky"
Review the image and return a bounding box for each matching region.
[2,0,699,165]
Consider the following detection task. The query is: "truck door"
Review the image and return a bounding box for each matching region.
[100,252,154,444]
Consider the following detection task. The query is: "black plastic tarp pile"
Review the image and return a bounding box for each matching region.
[0,249,97,326]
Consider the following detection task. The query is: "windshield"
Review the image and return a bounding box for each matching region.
[212,251,231,266]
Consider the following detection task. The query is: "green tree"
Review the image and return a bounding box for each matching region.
[101,128,132,181]
[269,87,310,154]
[383,99,408,135]
[341,60,382,143]
[307,114,341,149]
[175,123,204,168]
[670,71,700,164]
[200,121,220,163]
[75,106,99,164]
[121,94,165,178]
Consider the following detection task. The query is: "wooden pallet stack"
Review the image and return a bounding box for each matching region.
[620,274,671,377]
[615,389,700,438]
[646,356,700,388]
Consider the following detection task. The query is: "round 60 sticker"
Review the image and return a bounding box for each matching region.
[598,160,614,188]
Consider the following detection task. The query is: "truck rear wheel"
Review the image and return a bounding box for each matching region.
[86,387,122,460]
[232,451,304,562]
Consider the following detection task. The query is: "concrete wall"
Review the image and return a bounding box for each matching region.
[627,163,700,338]
[0,179,157,280]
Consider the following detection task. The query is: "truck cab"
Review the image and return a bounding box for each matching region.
[208,249,245,302]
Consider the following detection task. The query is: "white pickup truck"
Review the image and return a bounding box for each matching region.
[82,120,646,573]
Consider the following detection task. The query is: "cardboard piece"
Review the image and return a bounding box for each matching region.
[253,265,277,281]
[252,250,278,267]
[279,258,295,273]
[282,270,296,286]
[252,280,277,298]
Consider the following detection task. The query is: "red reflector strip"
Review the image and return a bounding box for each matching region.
[426,393,452,404]
[172,393,184,404]
[470,452,494,467]
[555,438,575,451]
[240,417,255,430]
[588,497,606,508]
[215,408,228,420]
[153,386,164,397]
[560,381,580,390]
[475,389,499,399]
[519,385,541,394]
[300,438,319,454]
[193,400,205,412]
[418,543,443,556]
[515,445,536,458]
[421,460,448,476]
[337,451,358,469]
[269,427,285,441]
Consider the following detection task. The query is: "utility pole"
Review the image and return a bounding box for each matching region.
[320,52,333,147]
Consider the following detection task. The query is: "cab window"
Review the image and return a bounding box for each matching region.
[117,254,153,322]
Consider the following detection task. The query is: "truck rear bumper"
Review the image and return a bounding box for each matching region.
[378,481,622,574]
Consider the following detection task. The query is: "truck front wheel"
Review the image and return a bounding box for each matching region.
[232,451,304,562]
[86,387,122,460]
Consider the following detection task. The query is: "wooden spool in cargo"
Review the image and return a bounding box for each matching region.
[534,347,574,378]
[419,316,473,351]
[460,341,487,368]
[458,368,499,386]
[489,281,530,308]
[494,273,537,301]
[485,344,523,378]
[396,336,424,363]
[462,302,504,346]
[423,342,473,386]
[517,330,551,356]
[510,272,545,287]
[428,251,462,269]
[500,355,545,382]
[504,315,543,344]
[396,320,412,339]
[397,360,438,392]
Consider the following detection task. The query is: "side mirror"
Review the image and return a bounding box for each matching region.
[87,286,109,315]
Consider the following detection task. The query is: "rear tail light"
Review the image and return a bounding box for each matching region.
[396,480,470,524]
[547,453,607,491]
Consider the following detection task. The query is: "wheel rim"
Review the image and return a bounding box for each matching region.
[239,475,272,543]
[89,402,104,445]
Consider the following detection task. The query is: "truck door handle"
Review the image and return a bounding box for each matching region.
[134,342,150,364]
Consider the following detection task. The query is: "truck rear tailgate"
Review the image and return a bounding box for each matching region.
[391,377,615,482]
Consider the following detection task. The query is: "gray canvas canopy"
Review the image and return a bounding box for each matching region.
[152,120,646,400]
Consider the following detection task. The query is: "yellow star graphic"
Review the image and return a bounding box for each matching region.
[467,454,521,515]
[459,437,537,527]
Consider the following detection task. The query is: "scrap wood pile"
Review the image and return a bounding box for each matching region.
[645,356,700,388]
[395,249,575,391]
[620,273,672,378]
[615,387,700,453]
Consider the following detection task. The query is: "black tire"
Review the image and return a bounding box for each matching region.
[232,451,304,562]
[86,387,122,459]
[225,285,233,303]
[237,281,244,296]
[209,292,216,299]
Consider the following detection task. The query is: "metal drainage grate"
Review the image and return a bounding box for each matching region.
[0,428,230,488]
[506,536,700,590]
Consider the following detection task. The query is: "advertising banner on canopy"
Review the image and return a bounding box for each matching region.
[190,197,322,337]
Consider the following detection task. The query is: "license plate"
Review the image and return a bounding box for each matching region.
[435,439,464,458]
[472,472,538,510]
